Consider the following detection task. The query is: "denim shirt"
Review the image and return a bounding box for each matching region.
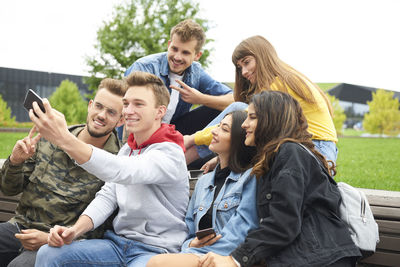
[125,52,232,122]
[181,167,258,256]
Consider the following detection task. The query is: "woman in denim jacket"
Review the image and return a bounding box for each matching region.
[200,91,361,267]
[147,110,258,267]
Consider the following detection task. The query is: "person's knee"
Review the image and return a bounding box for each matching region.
[35,245,62,267]
[146,255,163,267]
[7,251,36,267]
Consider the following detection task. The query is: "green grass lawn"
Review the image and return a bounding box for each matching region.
[1,131,399,191]
[0,132,29,158]
[336,137,400,191]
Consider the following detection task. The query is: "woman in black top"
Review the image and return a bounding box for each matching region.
[200,91,361,267]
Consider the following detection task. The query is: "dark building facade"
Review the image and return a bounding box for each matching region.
[0,67,90,122]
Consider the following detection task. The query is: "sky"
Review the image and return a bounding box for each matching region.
[1,0,400,92]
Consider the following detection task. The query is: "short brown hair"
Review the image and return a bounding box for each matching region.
[125,71,170,107]
[170,19,205,53]
[98,78,127,97]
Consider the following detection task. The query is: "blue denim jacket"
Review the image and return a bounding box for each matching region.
[125,52,232,122]
[181,168,258,256]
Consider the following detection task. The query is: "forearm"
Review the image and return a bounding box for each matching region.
[58,132,93,165]
[199,93,234,111]
[71,215,95,239]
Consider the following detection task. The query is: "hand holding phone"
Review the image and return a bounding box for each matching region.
[195,227,216,239]
[23,89,45,116]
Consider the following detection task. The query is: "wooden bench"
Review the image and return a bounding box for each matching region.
[0,191,20,222]
[1,165,399,266]
[357,188,400,267]
[189,174,400,267]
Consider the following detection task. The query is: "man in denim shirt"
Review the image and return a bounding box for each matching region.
[123,19,234,136]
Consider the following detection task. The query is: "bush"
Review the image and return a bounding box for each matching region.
[363,89,400,136]
[0,94,16,127]
[49,80,88,124]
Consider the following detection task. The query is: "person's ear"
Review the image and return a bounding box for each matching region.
[194,51,202,61]
[88,99,94,110]
[156,105,167,121]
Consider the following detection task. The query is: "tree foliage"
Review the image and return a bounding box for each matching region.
[327,94,346,135]
[0,94,16,126]
[85,0,212,95]
[363,89,400,136]
[49,80,88,124]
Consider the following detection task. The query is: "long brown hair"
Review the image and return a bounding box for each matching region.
[232,35,333,115]
[250,91,335,178]
[227,110,257,173]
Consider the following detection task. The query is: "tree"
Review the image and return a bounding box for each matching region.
[0,94,16,127]
[85,0,212,95]
[327,94,346,135]
[363,89,400,136]
[49,80,88,124]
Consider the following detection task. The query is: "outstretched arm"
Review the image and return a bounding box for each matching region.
[29,99,92,164]
[171,80,234,111]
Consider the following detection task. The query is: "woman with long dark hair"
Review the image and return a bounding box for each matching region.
[200,91,360,267]
[147,110,258,267]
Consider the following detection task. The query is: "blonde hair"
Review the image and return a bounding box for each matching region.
[170,19,205,53]
[98,78,127,97]
[125,71,170,107]
[232,35,333,115]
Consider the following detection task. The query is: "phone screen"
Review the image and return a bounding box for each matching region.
[23,89,45,115]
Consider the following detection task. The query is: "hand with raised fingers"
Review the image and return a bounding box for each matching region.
[170,80,204,105]
[9,126,41,165]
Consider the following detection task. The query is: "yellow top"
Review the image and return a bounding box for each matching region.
[194,78,337,146]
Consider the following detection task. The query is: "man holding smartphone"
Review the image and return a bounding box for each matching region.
[33,72,189,267]
[0,78,126,267]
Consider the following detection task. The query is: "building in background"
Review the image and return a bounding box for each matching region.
[0,67,89,122]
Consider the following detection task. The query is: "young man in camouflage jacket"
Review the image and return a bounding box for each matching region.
[0,78,126,267]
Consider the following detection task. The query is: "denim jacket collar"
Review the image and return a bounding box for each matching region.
[202,165,241,190]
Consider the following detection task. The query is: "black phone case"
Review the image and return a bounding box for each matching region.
[23,89,45,113]
[195,228,216,239]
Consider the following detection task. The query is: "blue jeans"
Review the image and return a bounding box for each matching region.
[312,140,338,164]
[34,231,167,267]
[197,102,248,158]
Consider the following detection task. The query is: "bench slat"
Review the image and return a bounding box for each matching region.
[376,235,400,251]
[371,206,400,220]
[0,211,14,222]
[0,200,18,212]
[360,250,400,266]
[0,192,21,202]
[376,220,400,234]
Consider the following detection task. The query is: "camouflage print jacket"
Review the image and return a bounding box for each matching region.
[0,125,120,239]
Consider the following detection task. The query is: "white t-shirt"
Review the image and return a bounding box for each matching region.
[163,72,183,123]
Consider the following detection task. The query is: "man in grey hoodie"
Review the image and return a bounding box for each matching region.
[31,71,189,267]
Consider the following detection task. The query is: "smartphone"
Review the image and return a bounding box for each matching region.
[14,222,22,233]
[23,89,45,115]
[195,227,216,239]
